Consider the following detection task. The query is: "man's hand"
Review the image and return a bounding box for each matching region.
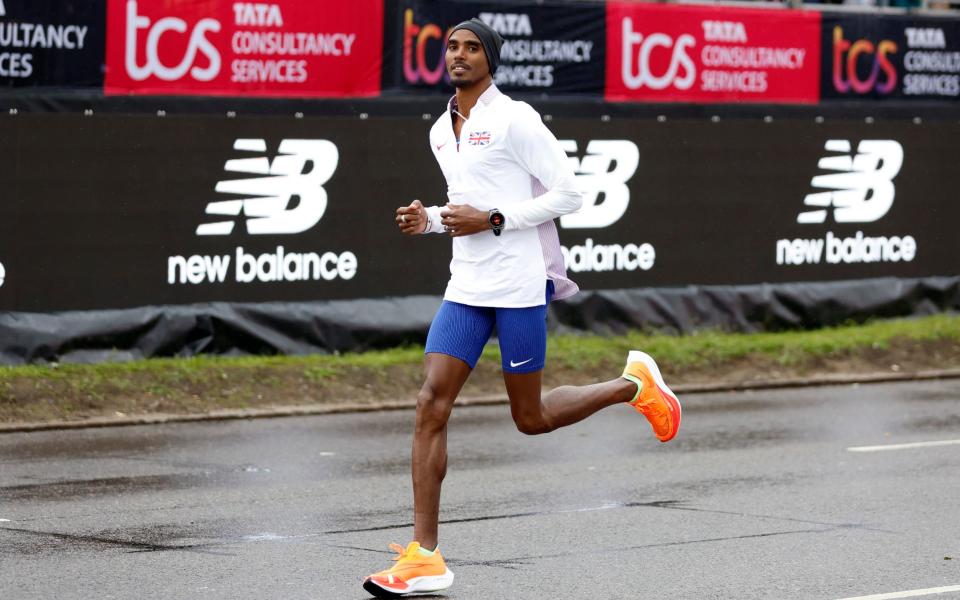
[440,204,490,237]
[396,199,428,235]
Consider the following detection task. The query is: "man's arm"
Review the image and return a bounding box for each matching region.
[499,106,583,231]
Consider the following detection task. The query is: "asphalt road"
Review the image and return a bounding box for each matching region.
[2,379,960,600]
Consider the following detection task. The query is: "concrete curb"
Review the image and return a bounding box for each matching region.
[3,368,960,435]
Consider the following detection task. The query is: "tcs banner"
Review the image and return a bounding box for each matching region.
[606,2,820,104]
[821,13,960,101]
[104,0,382,97]
[0,1,105,88]
[382,0,605,96]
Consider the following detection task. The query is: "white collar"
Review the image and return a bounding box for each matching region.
[447,83,502,118]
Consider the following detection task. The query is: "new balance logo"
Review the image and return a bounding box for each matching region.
[558,139,653,274]
[197,138,338,236]
[798,139,903,224]
[559,140,640,229]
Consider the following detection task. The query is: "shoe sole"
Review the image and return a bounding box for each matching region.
[627,350,682,442]
[363,569,455,598]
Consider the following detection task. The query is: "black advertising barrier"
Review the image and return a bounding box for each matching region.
[1,112,960,362]
[0,114,450,312]
[821,11,960,102]
[0,0,105,89]
[551,119,960,289]
[381,0,605,96]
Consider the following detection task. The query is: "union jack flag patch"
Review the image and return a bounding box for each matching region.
[467,131,491,146]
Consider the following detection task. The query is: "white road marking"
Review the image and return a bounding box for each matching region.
[243,533,285,542]
[847,439,960,453]
[0,518,9,522]
[834,584,960,599]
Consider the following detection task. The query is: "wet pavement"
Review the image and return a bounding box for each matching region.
[2,379,960,599]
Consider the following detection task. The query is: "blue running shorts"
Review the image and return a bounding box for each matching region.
[425,282,554,374]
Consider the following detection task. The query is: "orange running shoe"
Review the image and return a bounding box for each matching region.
[622,350,682,442]
[362,542,454,598]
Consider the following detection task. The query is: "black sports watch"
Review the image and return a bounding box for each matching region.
[488,209,505,236]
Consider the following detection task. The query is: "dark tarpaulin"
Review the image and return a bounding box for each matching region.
[0,296,442,364]
[551,276,960,335]
[1,276,958,365]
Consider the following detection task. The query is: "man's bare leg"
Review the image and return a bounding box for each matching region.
[412,353,472,550]
[504,371,637,435]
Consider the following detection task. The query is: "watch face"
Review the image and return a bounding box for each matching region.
[490,212,504,227]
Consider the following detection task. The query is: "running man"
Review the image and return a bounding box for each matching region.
[362,18,681,598]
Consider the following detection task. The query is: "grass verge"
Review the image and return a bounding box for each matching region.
[1,313,959,424]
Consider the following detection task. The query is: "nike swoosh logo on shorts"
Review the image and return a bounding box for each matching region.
[510,358,533,368]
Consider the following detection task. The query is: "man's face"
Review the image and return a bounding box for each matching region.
[445,28,489,88]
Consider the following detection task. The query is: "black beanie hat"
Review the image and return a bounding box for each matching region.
[450,18,505,74]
